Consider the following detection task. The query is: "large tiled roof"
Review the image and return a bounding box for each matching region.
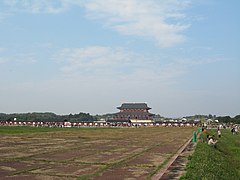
[117,103,151,110]
[114,112,154,116]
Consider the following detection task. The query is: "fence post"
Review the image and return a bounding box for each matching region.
[192,131,197,142]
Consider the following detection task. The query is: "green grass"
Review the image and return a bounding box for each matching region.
[0,126,63,134]
[0,126,118,134]
[181,129,240,180]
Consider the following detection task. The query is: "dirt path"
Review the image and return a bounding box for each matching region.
[152,138,196,180]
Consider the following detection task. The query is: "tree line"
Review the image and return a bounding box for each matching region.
[184,114,240,124]
[217,115,240,124]
[0,112,97,122]
[0,112,239,124]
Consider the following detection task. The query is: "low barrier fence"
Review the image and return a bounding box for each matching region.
[0,120,196,128]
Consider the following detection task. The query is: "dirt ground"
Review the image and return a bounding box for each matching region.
[0,127,194,179]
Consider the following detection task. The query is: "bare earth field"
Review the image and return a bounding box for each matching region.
[0,127,194,179]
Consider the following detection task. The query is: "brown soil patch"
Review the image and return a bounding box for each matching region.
[31,163,101,177]
[95,166,154,180]
[0,127,195,179]
[33,149,95,161]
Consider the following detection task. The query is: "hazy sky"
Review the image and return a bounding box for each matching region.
[0,0,239,117]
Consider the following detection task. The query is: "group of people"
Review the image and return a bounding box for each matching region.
[207,125,239,148]
[207,127,221,148]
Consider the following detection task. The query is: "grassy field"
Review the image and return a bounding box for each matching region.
[0,126,112,134]
[181,129,240,180]
[0,126,194,179]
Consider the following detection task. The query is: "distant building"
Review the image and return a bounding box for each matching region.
[111,103,154,122]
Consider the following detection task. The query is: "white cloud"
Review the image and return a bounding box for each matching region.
[0,53,36,64]
[3,0,71,14]
[2,0,191,47]
[82,0,191,47]
[53,46,195,85]
[54,46,144,76]
[0,12,12,22]
[0,57,11,64]
[0,48,7,52]
[15,53,37,64]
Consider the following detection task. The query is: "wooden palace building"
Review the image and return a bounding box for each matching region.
[112,103,154,123]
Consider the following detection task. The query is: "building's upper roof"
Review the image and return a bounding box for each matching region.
[117,103,151,110]
[113,111,154,116]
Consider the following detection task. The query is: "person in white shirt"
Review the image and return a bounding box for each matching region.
[235,126,238,135]
[208,136,217,148]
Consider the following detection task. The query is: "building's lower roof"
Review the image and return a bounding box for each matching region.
[107,119,130,123]
[130,119,154,123]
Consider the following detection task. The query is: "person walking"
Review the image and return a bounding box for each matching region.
[218,129,221,138]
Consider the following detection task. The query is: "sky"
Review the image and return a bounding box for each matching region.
[0,0,239,117]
